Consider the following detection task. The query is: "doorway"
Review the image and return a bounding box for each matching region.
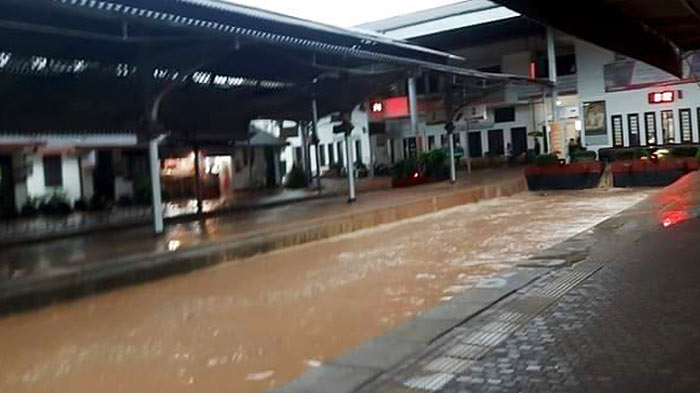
[0,155,15,217]
[488,129,505,156]
[468,132,482,157]
[510,127,527,157]
[264,148,276,188]
[93,150,115,201]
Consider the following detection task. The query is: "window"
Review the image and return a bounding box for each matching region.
[679,108,692,143]
[294,147,302,165]
[661,110,675,144]
[43,154,62,187]
[494,107,515,123]
[644,112,657,145]
[336,142,344,165]
[611,115,624,147]
[428,135,435,150]
[627,114,640,147]
[319,144,327,166]
[388,139,395,164]
[403,137,417,159]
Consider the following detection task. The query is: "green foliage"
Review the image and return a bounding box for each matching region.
[392,159,418,180]
[612,148,649,161]
[284,164,308,189]
[534,154,559,167]
[40,189,72,215]
[670,146,698,157]
[20,196,40,217]
[418,149,448,178]
[571,150,597,162]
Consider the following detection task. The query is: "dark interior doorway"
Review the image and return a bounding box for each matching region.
[264,147,276,188]
[511,127,527,157]
[468,132,482,157]
[93,150,115,201]
[0,155,15,217]
[488,129,505,155]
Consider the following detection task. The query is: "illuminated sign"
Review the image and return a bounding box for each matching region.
[371,101,383,113]
[648,91,675,104]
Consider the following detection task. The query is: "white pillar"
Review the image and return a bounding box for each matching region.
[312,99,321,188]
[547,26,560,155]
[345,134,356,203]
[408,76,419,146]
[149,135,166,235]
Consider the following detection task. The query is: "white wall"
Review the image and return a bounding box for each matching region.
[25,152,82,204]
[284,105,371,175]
[575,39,700,148]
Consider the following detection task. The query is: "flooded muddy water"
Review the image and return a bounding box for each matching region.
[0,188,653,393]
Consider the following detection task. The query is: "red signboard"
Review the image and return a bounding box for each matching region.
[648,91,675,104]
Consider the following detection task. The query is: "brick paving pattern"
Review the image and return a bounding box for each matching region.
[363,215,700,393]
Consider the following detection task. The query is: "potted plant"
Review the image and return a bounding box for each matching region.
[20,196,40,217]
[611,146,698,187]
[284,164,308,189]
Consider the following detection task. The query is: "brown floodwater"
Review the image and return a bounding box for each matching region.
[0,188,653,393]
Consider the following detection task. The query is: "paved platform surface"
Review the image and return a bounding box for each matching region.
[346,172,700,393]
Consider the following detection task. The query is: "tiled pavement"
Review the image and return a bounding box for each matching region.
[355,175,700,393]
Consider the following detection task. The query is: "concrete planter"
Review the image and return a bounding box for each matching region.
[391,174,447,188]
[612,158,699,187]
[525,162,604,190]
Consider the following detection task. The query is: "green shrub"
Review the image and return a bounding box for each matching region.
[392,159,418,180]
[285,164,308,189]
[20,196,40,217]
[670,146,698,157]
[534,154,559,167]
[571,150,597,162]
[418,149,448,178]
[613,148,649,161]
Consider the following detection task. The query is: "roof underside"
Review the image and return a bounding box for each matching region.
[0,0,545,141]
[491,0,700,77]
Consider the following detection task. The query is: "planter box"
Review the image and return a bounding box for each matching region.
[525,162,604,190]
[612,158,699,187]
[391,175,447,188]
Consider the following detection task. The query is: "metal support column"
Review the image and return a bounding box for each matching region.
[193,144,203,215]
[345,134,356,203]
[408,76,419,151]
[149,134,166,235]
[547,26,559,155]
[311,99,321,189]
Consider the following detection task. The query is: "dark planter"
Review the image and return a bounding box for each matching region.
[612,158,699,187]
[525,162,604,190]
[391,174,447,188]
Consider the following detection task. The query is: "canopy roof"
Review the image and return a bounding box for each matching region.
[491,0,700,77]
[0,0,545,142]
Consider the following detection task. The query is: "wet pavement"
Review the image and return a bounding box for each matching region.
[0,169,517,282]
[0,184,653,393]
[0,176,391,245]
[354,173,700,393]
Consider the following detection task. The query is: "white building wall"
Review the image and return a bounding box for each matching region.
[575,39,700,148]
[283,106,371,176]
[26,152,82,204]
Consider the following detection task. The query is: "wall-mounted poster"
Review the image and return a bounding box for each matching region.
[583,101,608,146]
